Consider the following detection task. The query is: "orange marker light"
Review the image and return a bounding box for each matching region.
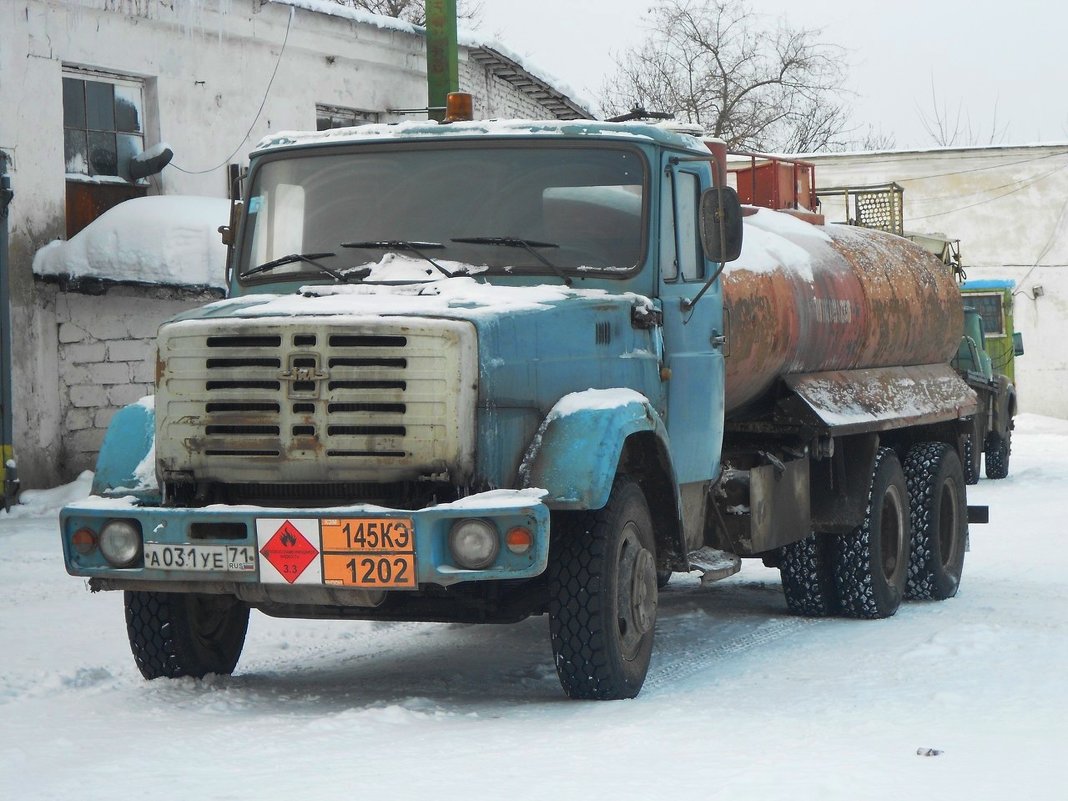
[506,527,533,554]
[72,527,98,555]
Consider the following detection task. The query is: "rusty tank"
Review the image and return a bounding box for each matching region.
[722,208,963,416]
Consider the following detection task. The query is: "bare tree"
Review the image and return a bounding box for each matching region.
[601,0,850,153]
[328,0,482,27]
[825,124,896,153]
[916,78,1009,147]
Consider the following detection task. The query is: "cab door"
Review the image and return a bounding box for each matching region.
[657,155,725,486]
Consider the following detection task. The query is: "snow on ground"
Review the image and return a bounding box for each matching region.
[2,415,1066,799]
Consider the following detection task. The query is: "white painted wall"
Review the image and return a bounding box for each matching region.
[0,0,591,485]
[805,146,1068,420]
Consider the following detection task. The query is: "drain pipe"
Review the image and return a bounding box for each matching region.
[0,151,17,509]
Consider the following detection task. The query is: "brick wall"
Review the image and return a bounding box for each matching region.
[462,59,576,121]
[51,284,219,476]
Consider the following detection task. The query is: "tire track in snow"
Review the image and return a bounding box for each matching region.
[643,615,818,693]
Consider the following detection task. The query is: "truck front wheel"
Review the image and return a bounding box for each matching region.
[548,477,658,700]
[903,442,967,600]
[125,591,250,680]
[985,430,1011,479]
[830,448,910,619]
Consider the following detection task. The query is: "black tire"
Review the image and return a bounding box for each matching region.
[985,429,1011,480]
[830,448,910,619]
[903,442,967,600]
[779,533,837,617]
[656,569,672,590]
[125,591,250,680]
[548,477,658,700]
[963,430,980,486]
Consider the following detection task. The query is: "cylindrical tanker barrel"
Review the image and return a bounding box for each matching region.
[722,208,962,416]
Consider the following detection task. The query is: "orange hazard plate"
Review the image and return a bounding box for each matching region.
[321,518,416,589]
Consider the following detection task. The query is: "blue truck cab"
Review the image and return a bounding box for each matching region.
[60,119,742,699]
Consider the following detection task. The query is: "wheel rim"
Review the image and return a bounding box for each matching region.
[616,522,657,662]
[938,479,960,567]
[880,485,906,582]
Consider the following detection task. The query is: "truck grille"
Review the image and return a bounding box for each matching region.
[155,316,477,484]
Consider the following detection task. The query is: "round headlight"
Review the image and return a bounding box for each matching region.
[448,518,499,570]
[99,519,143,567]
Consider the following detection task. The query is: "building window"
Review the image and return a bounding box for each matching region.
[316,104,379,131]
[63,71,145,181]
[62,69,149,238]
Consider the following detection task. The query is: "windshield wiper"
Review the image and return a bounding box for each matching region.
[240,251,362,283]
[452,236,572,286]
[341,240,454,278]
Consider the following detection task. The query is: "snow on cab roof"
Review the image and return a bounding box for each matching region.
[254,119,705,154]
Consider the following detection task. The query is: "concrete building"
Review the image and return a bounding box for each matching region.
[804,144,1068,421]
[0,0,591,487]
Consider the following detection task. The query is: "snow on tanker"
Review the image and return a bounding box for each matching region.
[60,99,984,700]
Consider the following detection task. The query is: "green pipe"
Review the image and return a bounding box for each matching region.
[425,0,458,122]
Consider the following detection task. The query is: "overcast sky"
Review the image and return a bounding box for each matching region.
[474,0,1061,150]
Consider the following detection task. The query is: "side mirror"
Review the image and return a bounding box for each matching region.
[699,186,743,263]
[1013,331,1025,357]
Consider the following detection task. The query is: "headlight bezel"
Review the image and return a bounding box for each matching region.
[448,518,500,570]
[99,518,144,567]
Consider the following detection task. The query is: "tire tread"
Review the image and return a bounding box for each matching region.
[548,477,653,700]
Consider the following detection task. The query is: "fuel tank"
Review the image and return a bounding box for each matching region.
[722,208,962,416]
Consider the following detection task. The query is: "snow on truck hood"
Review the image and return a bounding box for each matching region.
[183,270,653,324]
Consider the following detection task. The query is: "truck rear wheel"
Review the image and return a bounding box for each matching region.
[779,533,837,616]
[903,442,967,600]
[548,477,657,700]
[830,448,909,619]
[125,591,250,680]
[985,430,1011,479]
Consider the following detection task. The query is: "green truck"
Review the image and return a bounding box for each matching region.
[953,279,1023,482]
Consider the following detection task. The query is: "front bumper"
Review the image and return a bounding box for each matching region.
[61,490,549,597]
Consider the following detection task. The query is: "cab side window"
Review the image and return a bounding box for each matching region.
[660,169,704,282]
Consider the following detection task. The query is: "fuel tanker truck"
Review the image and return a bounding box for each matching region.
[60,104,981,700]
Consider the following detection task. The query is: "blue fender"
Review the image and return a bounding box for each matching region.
[519,392,673,511]
[91,400,159,502]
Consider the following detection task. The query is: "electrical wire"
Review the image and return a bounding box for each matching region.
[894,147,1068,183]
[170,6,295,175]
[906,160,1068,204]
[907,161,1068,221]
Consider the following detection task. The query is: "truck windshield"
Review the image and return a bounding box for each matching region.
[238,142,647,283]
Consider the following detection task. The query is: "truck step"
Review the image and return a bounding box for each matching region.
[687,547,742,584]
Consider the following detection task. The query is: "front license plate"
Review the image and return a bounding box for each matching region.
[320,517,416,589]
[144,543,257,573]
